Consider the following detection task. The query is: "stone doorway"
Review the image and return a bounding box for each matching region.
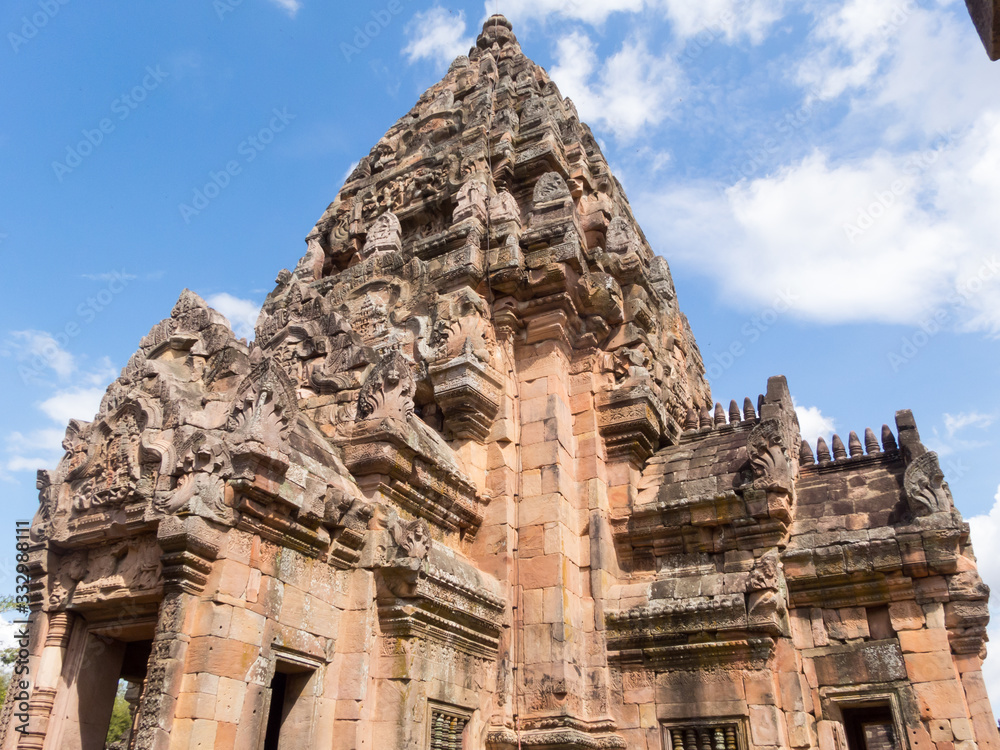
[842,706,901,750]
[46,615,156,750]
[261,658,320,750]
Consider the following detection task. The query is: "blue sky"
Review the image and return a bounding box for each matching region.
[2,0,999,710]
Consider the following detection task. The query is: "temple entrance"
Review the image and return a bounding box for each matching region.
[47,615,156,750]
[262,659,319,750]
[842,705,900,750]
[106,639,153,749]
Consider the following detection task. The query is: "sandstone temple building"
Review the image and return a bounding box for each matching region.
[3,16,996,750]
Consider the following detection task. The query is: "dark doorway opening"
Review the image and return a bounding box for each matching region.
[262,661,316,750]
[262,671,288,750]
[843,705,900,750]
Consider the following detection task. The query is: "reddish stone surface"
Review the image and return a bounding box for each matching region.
[5,15,996,750]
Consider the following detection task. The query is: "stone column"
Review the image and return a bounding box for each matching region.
[15,611,71,750]
[132,516,221,750]
[514,340,587,721]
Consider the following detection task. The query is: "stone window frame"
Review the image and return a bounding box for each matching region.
[661,717,749,750]
[426,700,473,750]
[820,686,906,750]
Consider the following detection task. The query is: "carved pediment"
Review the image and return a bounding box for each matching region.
[228,355,298,451]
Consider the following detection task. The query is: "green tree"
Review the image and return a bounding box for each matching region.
[105,682,133,746]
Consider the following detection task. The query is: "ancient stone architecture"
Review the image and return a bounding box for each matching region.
[966,0,1000,59]
[5,15,997,750]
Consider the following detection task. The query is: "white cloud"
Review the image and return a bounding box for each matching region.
[403,7,474,68]
[967,485,1000,719]
[39,388,105,425]
[268,0,301,18]
[485,0,783,39]
[490,0,644,26]
[550,31,680,141]
[205,293,260,341]
[944,411,995,438]
[6,330,76,381]
[636,113,1000,329]
[658,0,785,44]
[2,363,117,477]
[0,616,20,651]
[4,428,65,473]
[797,2,997,139]
[796,0,915,102]
[793,399,836,443]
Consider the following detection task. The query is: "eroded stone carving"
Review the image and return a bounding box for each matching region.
[903,450,954,516]
[746,419,793,492]
[533,171,570,203]
[362,210,402,259]
[357,349,415,422]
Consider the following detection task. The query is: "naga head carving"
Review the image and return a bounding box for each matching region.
[357,349,416,422]
[903,451,953,516]
[390,517,432,561]
[746,419,793,492]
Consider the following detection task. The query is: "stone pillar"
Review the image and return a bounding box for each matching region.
[132,516,221,750]
[42,620,126,750]
[515,340,587,721]
[15,611,70,750]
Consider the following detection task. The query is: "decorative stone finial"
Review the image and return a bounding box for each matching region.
[816,437,832,463]
[714,402,727,427]
[729,400,742,424]
[864,427,880,454]
[799,440,815,466]
[848,431,863,458]
[477,14,517,49]
[831,434,847,461]
[684,408,699,431]
[743,397,757,421]
[881,424,898,452]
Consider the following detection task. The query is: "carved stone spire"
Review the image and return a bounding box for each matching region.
[799,440,815,466]
[729,399,742,424]
[864,427,880,454]
[831,434,847,461]
[848,431,863,458]
[881,424,898,452]
[714,402,727,427]
[816,436,832,463]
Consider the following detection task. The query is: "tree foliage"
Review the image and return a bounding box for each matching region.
[105,683,133,746]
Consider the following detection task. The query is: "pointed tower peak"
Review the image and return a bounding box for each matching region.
[478,14,517,50]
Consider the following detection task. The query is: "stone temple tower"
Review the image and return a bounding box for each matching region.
[5,15,996,750]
